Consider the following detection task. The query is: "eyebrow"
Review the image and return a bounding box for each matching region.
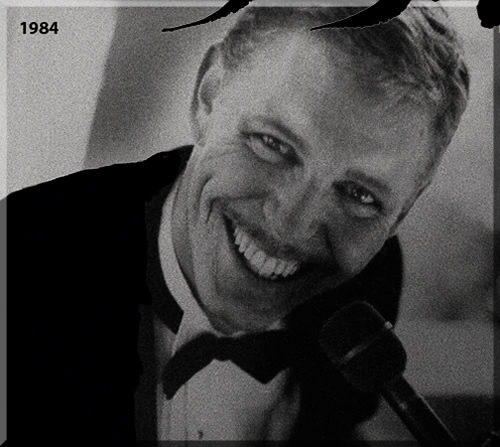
[345,169,393,198]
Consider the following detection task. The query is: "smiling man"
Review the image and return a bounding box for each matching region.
[172,26,436,335]
[6,6,470,443]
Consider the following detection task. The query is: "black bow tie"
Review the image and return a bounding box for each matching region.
[148,255,314,400]
[162,329,307,399]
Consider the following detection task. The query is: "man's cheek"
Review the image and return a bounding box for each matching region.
[341,239,387,277]
[330,226,388,277]
[212,166,269,200]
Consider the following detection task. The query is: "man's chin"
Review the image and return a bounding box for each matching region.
[210,275,332,333]
[204,299,288,334]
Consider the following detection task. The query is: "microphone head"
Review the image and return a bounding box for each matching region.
[319,301,407,392]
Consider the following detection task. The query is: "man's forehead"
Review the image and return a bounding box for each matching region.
[232,41,431,153]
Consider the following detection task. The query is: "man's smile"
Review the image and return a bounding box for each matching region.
[232,225,300,280]
[222,211,322,284]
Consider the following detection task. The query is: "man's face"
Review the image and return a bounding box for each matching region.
[173,33,432,333]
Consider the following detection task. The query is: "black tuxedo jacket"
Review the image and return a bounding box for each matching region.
[5,147,403,443]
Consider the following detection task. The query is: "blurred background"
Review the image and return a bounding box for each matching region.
[6,1,496,441]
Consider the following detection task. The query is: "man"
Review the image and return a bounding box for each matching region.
[5,6,469,442]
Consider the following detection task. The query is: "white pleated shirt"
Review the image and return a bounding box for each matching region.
[153,180,301,441]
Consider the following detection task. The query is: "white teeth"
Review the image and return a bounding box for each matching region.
[260,258,277,277]
[283,262,299,277]
[251,250,266,267]
[235,229,242,246]
[243,244,257,261]
[232,225,301,279]
[274,261,286,276]
[238,233,250,253]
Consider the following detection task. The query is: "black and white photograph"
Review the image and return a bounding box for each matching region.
[1,0,496,443]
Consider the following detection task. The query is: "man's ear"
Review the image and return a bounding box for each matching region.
[191,43,224,145]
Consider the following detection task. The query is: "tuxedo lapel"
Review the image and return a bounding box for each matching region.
[135,149,188,441]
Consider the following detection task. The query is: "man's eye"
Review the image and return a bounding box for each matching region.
[339,183,382,218]
[248,134,295,164]
[349,185,376,205]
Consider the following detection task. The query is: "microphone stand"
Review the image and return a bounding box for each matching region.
[381,375,460,446]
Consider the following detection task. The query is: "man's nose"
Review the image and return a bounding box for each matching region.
[263,180,329,243]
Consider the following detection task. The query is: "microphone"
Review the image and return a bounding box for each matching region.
[319,300,459,446]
